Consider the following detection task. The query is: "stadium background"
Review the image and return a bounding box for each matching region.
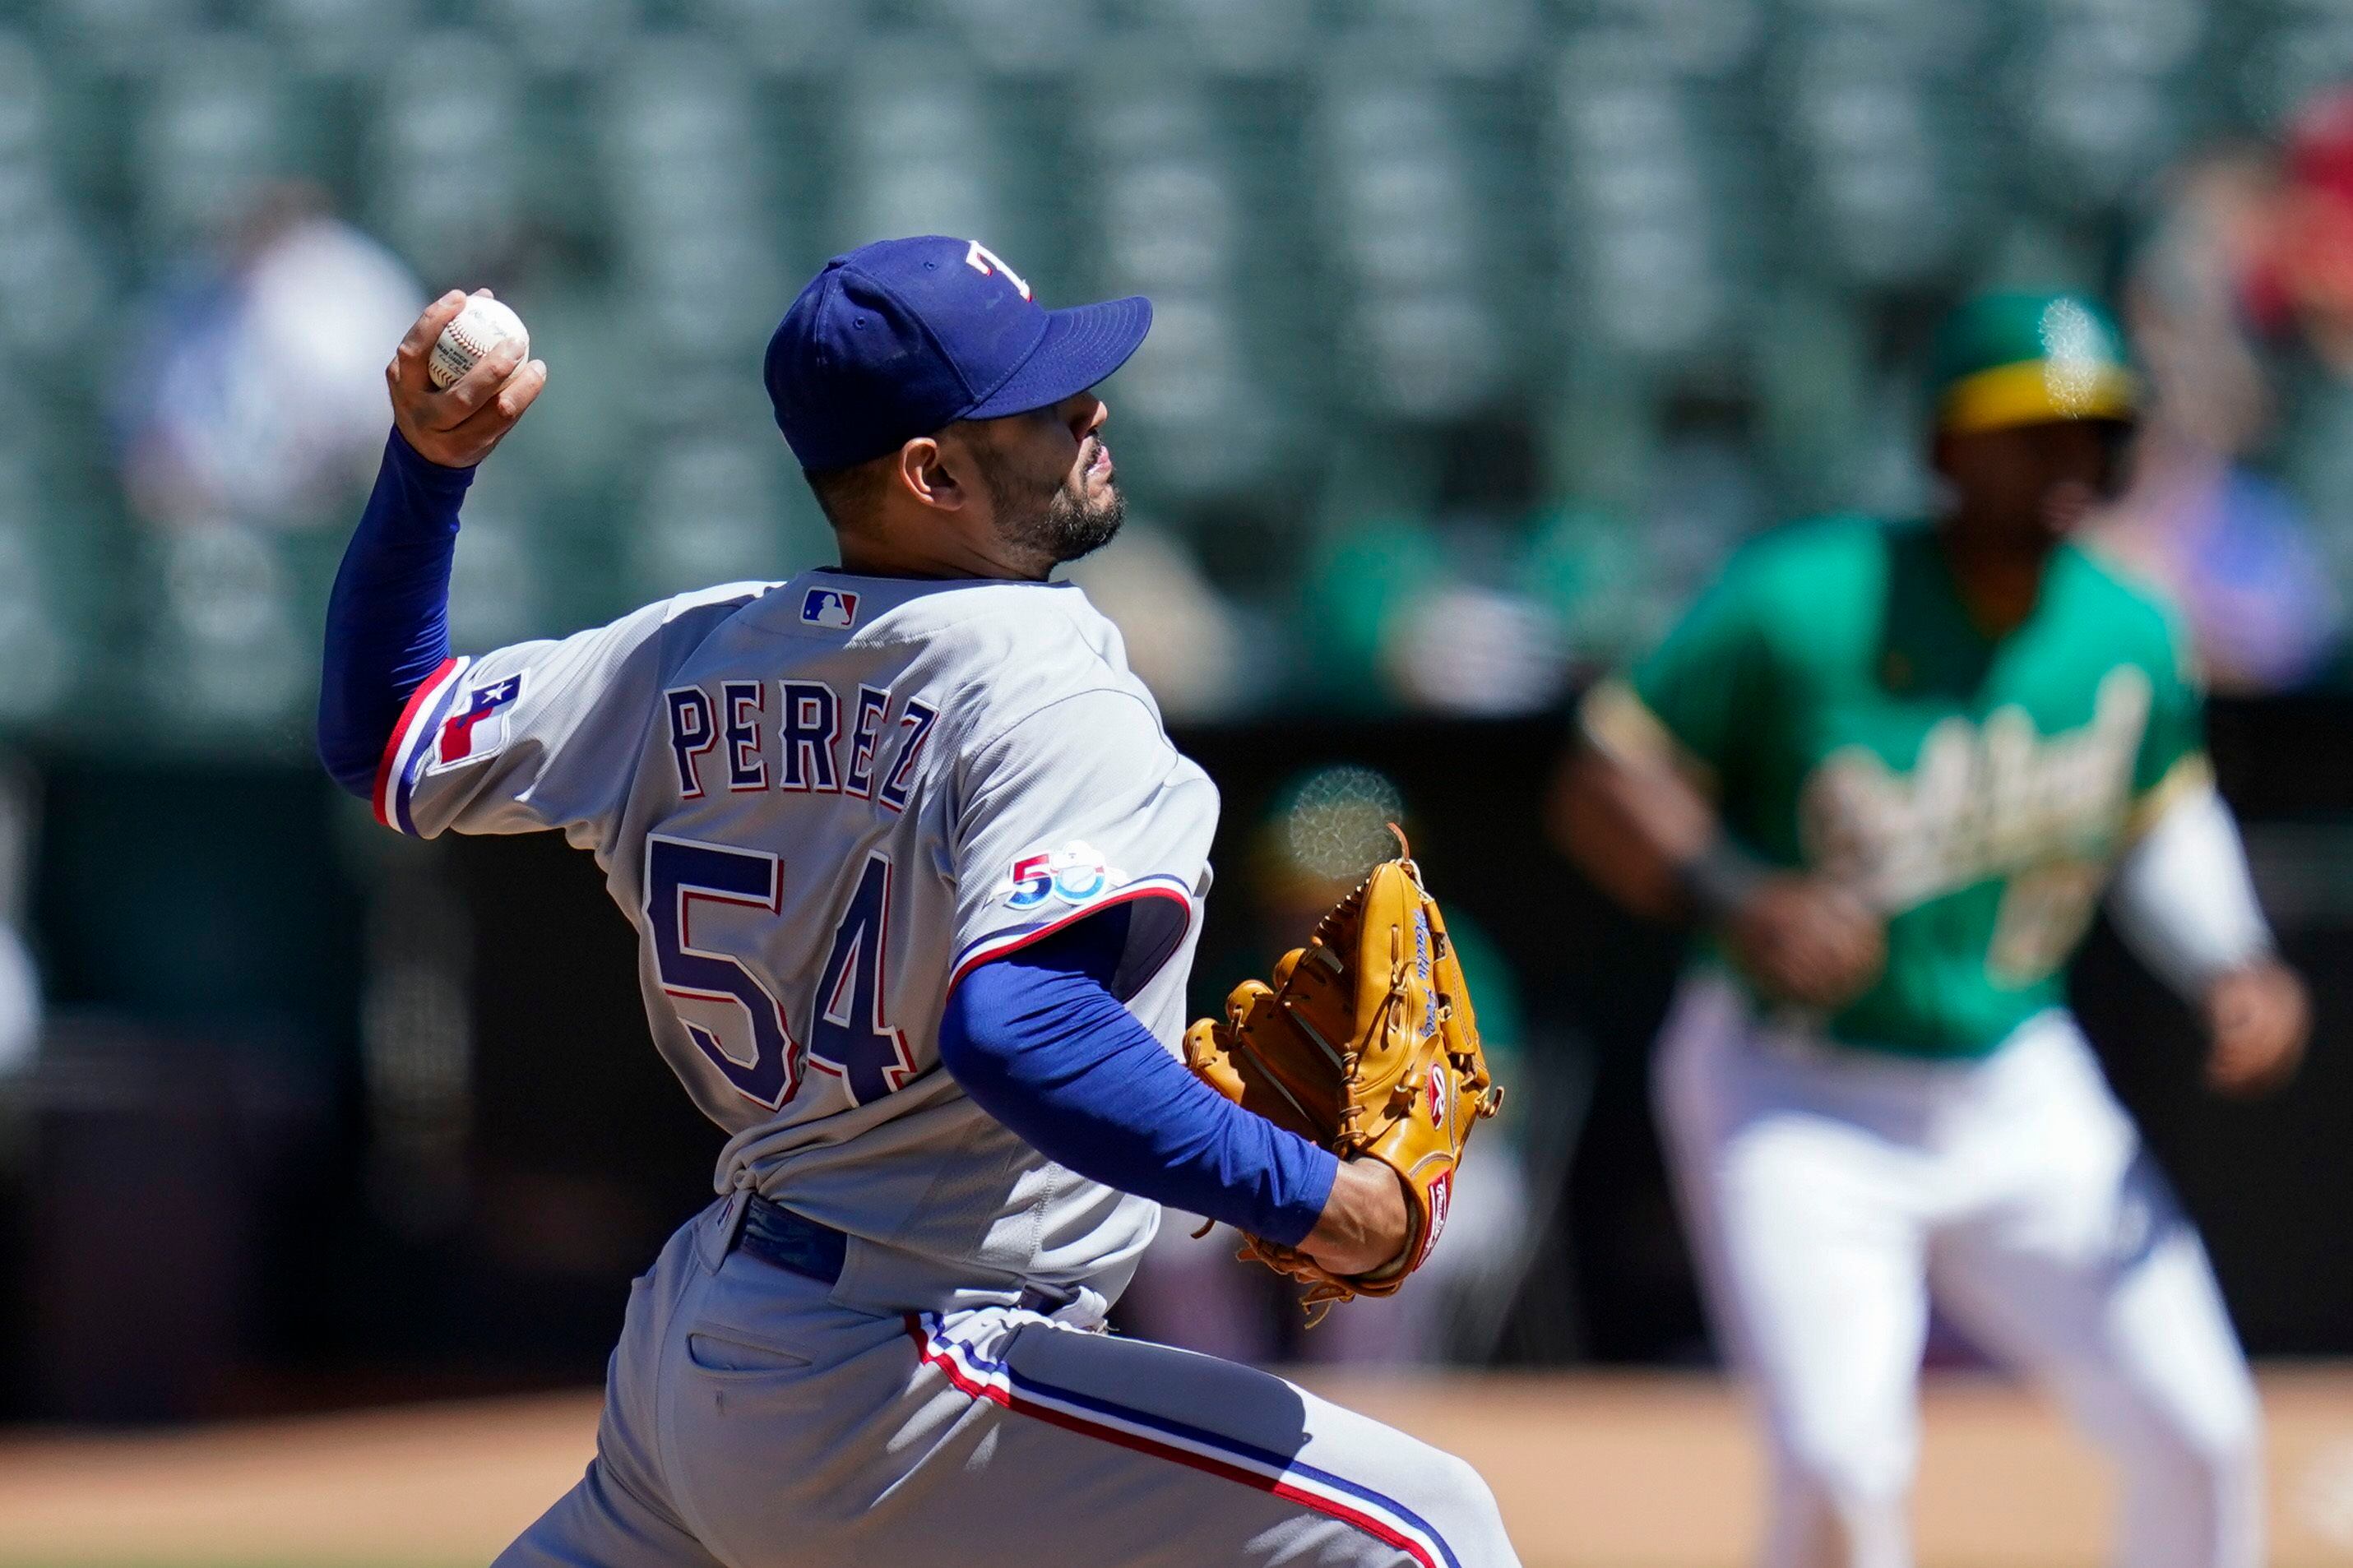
[6,0,2353,1561]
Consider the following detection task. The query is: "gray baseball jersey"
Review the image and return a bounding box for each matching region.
[373,572,1220,1316]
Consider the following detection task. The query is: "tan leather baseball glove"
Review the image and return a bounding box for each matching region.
[1183,837,1503,1317]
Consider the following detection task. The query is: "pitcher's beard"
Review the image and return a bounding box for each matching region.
[1025,483,1126,564]
[989,453,1127,567]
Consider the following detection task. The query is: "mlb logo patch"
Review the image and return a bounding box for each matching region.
[801,587,859,629]
[430,673,524,771]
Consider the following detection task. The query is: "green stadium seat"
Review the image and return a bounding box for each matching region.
[134,522,312,733]
[1568,0,1762,81]
[601,43,777,237]
[480,0,642,77]
[831,63,1036,260]
[904,0,1105,77]
[367,35,528,281]
[0,444,80,726]
[624,432,829,604]
[1776,62,1962,284]
[2010,43,2189,212]
[1067,71,1290,495]
[1344,0,1543,79]
[256,0,424,79]
[134,39,299,248]
[0,34,51,164]
[1109,0,1313,76]
[1544,60,1736,365]
[0,550,76,726]
[2244,11,2353,127]
[673,0,868,79]
[39,0,209,77]
[441,486,560,652]
[0,205,107,372]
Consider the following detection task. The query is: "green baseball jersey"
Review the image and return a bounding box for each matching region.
[1591,515,2207,1059]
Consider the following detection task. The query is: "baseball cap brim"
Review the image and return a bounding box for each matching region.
[961,295,1153,421]
[1938,359,2139,434]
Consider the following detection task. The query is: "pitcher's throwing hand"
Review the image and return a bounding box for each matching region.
[387,289,545,469]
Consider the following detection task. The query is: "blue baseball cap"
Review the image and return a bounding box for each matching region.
[764,235,1153,472]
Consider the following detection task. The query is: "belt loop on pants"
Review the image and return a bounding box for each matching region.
[734,1194,849,1285]
[697,1186,753,1272]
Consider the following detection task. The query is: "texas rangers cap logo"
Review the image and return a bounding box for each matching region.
[429,673,524,772]
[801,587,859,629]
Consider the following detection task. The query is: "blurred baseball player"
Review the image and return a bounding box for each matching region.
[317,238,1517,1567]
[1555,292,2309,1568]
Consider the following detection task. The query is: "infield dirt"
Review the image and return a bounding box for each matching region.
[4,1368,2352,1566]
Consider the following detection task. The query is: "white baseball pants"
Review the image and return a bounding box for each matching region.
[493,1192,1519,1568]
[1655,974,2263,1568]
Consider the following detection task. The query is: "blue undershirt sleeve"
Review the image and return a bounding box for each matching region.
[937,909,1338,1248]
[317,428,474,798]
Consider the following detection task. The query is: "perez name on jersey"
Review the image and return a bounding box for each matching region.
[665,677,940,810]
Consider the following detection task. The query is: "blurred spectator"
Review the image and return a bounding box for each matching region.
[2272,88,2353,370]
[112,184,424,725]
[1121,765,1531,1365]
[2267,86,2353,663]
[2096,142,2343,689]
[114,183,424,534]
[1303,511,1577,715]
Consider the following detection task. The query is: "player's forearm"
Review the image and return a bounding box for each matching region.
[938,927,1337,1247]
[2109,784,2275,998]
[317,430,472,797]
[1552,741,1728,922]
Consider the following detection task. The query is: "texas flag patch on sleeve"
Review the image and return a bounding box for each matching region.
[428,673,524,772]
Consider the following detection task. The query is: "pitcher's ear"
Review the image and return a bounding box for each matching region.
[896,436,955,511]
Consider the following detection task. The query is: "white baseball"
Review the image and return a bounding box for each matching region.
[428,296,530,391]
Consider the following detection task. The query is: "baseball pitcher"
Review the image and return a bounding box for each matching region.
[317,237,1513,1567]
[1554,292,2309,1568]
